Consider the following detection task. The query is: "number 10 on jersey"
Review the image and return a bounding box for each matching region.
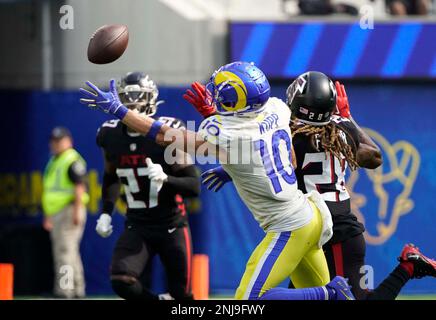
[255,129,297,194]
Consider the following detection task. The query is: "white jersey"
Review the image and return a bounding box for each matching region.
[198,97,312,232]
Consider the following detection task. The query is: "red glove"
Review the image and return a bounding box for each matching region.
[335,81,351,118]
[183,82,216,118]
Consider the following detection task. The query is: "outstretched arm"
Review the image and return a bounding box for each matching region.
[79,79,227,162]
[122,110,203,149]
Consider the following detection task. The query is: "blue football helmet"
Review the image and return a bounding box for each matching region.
[205,61,271,115]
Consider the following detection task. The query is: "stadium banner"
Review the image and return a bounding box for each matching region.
[230,21,436,79]
[0,84,435,296]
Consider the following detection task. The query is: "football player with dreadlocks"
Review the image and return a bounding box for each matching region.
[94,72,200,300]
[199,71,436,300]
[286,71,436,300]
[79,61,356,300]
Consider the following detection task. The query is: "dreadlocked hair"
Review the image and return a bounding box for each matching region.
[291,121,359,171]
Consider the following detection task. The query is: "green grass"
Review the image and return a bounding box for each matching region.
[396,294,436,300]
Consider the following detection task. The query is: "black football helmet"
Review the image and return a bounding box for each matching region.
[286,71,336,125]
[117,72,162,116]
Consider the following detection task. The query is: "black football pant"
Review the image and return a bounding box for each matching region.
[323,233,411,300]
[290,233,411,300]
[324,233,368,299]
[110,222,193,300]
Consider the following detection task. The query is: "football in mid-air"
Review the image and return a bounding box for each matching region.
[87,24,129,64]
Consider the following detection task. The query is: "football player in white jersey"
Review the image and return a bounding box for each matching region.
[79,61,354,300]
[196,70,436,300]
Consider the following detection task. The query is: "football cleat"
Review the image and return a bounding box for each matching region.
[398,243,436,279]
[158,293,174,300]
[326,276,355,300]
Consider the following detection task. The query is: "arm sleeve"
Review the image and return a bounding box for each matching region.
[336,118,360,151]
[67,161,87,184]
[166,165,201,198]
[101,170,121,215]
[98,125,120,214]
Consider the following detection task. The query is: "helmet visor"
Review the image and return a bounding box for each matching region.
[119,85,153,106]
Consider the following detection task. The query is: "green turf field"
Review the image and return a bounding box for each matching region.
[396,294,436,300]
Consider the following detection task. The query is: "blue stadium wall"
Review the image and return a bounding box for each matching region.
[230,21,436,79]
[0,82,435,296]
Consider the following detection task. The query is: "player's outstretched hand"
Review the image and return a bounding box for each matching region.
[183,82,216,118]
[96,213,113,238]
[201,166,232,192]
[335,81,351,118]
[79,79,129,119]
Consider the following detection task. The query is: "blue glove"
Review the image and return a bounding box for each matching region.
[79,79,128,120]
[201,166,232,192]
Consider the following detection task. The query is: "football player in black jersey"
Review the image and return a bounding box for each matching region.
[95,72,200,300]
[196,71,436,300]
[286,71,436,299]
[286,72,376,300]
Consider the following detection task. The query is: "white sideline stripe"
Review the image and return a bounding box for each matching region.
[243,233,281,300]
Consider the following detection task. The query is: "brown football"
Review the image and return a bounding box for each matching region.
[87,24,129,64]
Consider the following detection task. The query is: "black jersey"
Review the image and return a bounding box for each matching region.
[96,116,191,228]
[292,115,365,243]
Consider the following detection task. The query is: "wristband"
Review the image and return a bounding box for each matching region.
[146,120,164,141]
[114,103,129,120]
[102,201,114,215]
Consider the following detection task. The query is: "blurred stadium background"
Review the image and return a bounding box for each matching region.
[1,0,436,299]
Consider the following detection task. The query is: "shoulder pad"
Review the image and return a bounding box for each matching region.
[157,116,186,130]
[100,119,122,129]
[331,116,359,149]
[331,115,351,125]
[96,119,121,147]
[198,115,225,145]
